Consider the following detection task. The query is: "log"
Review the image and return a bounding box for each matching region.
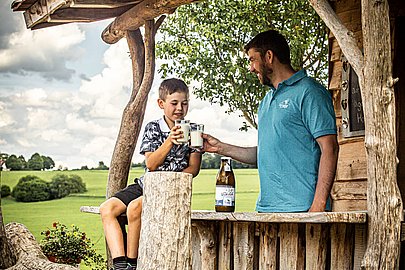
[138,172,193,270]
[3,222,76,270]
[101,0,198,44]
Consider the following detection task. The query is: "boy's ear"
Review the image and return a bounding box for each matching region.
[157,98,165,109]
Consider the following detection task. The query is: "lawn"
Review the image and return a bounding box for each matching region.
[0,168,259,269]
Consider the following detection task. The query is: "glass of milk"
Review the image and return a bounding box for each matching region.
[190,124,204,149]
[175,119,190,144]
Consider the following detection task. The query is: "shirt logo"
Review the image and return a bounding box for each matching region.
[279,99,290,109]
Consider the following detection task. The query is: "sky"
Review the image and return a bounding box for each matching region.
[0,0,257,170]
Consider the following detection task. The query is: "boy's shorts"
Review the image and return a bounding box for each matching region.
[113,179,143,206]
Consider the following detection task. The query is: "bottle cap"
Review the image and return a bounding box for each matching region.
[221,156,231,160]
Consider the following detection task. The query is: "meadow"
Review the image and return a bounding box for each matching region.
[0,168,259,269]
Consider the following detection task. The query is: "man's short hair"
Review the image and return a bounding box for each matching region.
[159,78,189,100]
[244,30,291,65]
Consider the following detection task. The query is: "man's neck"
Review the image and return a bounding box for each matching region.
[271,65,296,89]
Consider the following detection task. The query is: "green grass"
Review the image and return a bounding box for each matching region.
[1,168,259,269]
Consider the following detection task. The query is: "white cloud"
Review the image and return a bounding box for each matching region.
[0,18,258,169]
[0,9,85,81]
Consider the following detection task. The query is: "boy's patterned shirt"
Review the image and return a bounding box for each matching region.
[137,117,195,186]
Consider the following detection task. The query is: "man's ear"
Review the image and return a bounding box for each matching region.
[157,98,164,109]
[266,50,274,64]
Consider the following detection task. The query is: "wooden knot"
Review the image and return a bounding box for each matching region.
[387,77,399,88]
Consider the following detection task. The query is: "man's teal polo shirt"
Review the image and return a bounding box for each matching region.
[256,69,337,212]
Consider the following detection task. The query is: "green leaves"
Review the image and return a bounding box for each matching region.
[157,0,328,130]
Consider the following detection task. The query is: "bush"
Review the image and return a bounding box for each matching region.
[68,174,87,193]
[1,185,11,198]
[49,174,71,199]
[49,174,87,199]
[12,176,50,202]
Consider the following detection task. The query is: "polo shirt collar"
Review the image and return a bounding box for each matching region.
[282,69,307,86]
[158,117,171,133]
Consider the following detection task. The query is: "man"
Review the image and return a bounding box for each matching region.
[203,30,339,212]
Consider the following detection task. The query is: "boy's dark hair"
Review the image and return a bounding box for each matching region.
[159,78,189,100]
[244,30,291,65]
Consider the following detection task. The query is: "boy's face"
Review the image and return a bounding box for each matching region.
[158,91,189,125]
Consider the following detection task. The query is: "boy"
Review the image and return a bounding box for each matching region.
[99,78,202,270]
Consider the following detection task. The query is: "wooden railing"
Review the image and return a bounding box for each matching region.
[80,207,367,270]
[190,211,367,270]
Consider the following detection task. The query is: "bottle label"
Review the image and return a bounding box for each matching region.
[215,185,235,206]
[224,163,231,172]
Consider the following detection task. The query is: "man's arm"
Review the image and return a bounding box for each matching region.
[202,133,257,165]
[309,134,339,212]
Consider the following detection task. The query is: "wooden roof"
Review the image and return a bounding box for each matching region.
[11,0,198,43]
[11,0,142,30]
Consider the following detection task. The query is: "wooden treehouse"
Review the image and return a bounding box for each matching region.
[5,0,405,269]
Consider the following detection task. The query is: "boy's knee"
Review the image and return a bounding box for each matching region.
[99,198,123,219]
[127,200,142,221]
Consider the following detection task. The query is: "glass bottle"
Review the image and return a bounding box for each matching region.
[215,157,235,212]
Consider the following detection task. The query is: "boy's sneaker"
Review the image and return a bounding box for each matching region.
[126,262,137,270]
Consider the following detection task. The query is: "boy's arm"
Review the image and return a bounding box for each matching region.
[144,138,173,171]
[182,152,202,177]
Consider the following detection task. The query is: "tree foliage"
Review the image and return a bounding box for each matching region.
[27,153,44,171]
[5,155,23,170]
[157,0,328,130]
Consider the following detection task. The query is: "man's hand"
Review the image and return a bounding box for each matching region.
[202,133,221,153]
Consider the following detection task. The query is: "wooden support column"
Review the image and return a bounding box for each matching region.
[138,172,193,270]
[361,0,403,268]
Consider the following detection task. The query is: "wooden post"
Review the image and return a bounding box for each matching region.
[138,172,193,270]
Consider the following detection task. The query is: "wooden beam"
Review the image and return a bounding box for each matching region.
[308,0,363,78]
[101,0,198,44]
[21,0,140,29]
[190,211,367,224]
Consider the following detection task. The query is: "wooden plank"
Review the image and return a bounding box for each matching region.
[331,180,367,200]
[305,224,329,270]
[191,211,367,224]
[191,221,217,270]
[259,223,278,270]
[218,221,232,270]
[353,224,367,270]
[330,38,342,62]
[328,60,342,90]
[332,199,367,212]
[336,140,367,181]
[70,0,141,8]
[233,222,255,270]
[46,6,134,22]
[279,223,305,270]
[330,223,354,270]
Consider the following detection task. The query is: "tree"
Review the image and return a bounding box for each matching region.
[157,0,327,130]
[0,153,8,171]
[18,155,27,170]
[27,153,44,171]
[95,161,109,170]
[5,155,23,171]
[42,156,55,170]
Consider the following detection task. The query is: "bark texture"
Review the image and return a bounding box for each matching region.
[1,222,76,270]
[106,17,164,199]
[138,172,193,270]
[0,200,16,268]
[360,0,402,268]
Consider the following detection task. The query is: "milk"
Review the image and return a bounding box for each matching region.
[190,130,203,147]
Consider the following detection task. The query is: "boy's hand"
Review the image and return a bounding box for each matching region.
[169,125,183,145]
[202,133,221,153]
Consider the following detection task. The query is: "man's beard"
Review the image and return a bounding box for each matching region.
[259,63,273,87]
